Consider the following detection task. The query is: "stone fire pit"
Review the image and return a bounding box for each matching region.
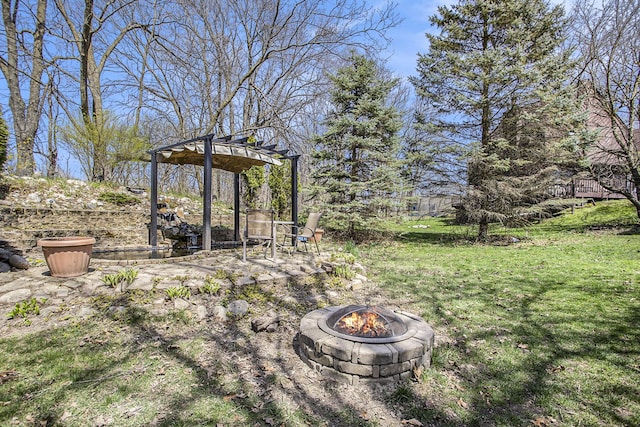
[297,305,434,385]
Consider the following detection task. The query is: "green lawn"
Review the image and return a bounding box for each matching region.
[362,200,640,426]
[1,200,639,426]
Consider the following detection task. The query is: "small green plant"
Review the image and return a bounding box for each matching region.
[211,269,241,284]
[212,269,228,280]
[325,276,346,289]
[166,285,191,300]
[334,264,356,280]
[344,240,359,257]
[330,252,356,264]
[8,298,46,321]
[102,268,138,288]
[172,275,189,284]
[199,276,221,295]
[98,191,139,206]
[169,308,192,324]
[237,283,271,303]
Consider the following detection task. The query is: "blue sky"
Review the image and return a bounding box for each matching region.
[385,0,572,80]
[384,0,444,79]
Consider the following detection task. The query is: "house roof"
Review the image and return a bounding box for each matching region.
[148,134,286,174]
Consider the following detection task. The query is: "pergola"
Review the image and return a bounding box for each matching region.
[147,134,300,250]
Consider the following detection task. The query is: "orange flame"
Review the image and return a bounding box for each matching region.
[335,310,391,338]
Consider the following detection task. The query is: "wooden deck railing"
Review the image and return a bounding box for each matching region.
[550,178,634,200]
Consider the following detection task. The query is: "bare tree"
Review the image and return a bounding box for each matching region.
[120,0,398,145]
[106,0,398,197]
[53,0,146,181]
[0,0,48,176]
[572,0,640,217]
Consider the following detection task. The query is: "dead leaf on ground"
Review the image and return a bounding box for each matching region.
[401,418,424,426]
[0,371,19,384]
[530,415,558,426]
[457,397,468,409]
[412,365,424,382]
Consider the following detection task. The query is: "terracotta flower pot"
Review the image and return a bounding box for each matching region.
[311,229,324,243]
[37,237,96,277]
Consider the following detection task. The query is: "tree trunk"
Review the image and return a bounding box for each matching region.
[46,111,58,178]
[478,217,489,241]
[0,0,48,176]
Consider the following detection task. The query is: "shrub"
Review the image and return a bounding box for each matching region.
[98,191,139,206]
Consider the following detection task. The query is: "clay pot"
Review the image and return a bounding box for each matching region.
[312,229,324,242]
[37,237,96,277]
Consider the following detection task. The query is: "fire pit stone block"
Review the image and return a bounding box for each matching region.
[354,343,396,365]
[335,360,374,377]
[320,336,355,361]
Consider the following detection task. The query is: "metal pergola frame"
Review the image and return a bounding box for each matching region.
[147,134,300,250]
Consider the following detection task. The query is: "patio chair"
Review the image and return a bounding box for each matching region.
[281,212,322,255]
[242,209,276,261]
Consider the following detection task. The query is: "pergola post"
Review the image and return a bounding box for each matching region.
[149,152,158,247]
[234,173,241,242]
[203,136,213,250]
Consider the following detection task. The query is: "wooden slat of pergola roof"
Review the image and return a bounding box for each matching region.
[151,134,285,173]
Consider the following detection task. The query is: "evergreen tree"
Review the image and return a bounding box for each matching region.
[268,162,291,220]
[241,135,266,209]
[411,0,581,239]
[311,53,403,238]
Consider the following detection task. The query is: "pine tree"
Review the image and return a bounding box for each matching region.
[311,53,403,238]
[411,0,581,239]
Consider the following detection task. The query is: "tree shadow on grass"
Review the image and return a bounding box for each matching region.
[389,274,640,426]
[0,274,413,426]
[2,253,639,426]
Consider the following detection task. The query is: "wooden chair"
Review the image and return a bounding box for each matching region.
[242,209,275,261]
[281,212,322,255]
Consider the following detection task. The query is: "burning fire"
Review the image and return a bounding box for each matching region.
[334,310,392,338]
